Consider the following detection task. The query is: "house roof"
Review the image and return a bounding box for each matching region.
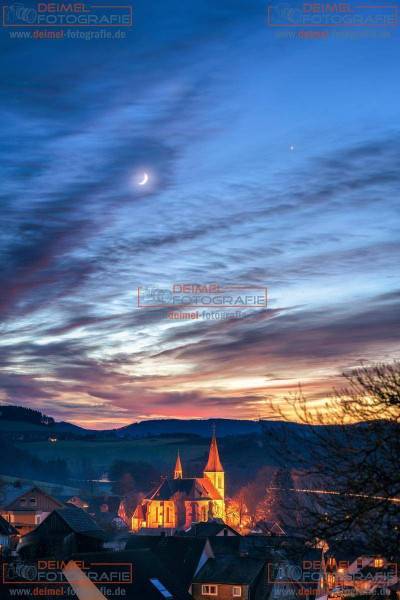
[70,549,193,600]
[55,507,104,535]
[0,514,18,536]
[0,484,33,507]
[194,555,265,585]
[126,535,210,588]
[2,486,64,512]
[181,519,239,538]
[208,536,241,557]
[148,477,222,502]
[204,434,224,472]
[256,520,287,535]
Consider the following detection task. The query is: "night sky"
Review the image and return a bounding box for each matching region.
[1,0,400,428]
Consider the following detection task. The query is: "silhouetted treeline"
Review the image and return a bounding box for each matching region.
[0,439,69,483]
[0,405,55,426]
[109,460,162,495]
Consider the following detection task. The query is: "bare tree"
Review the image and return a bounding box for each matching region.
[263,362,400,558]
[225,489,249,530]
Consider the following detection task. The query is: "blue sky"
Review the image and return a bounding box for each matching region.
[1,0,399,427]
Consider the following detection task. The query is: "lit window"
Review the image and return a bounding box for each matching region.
[374,558,384,568]
[202,584,218,595]
[233,587,242,597]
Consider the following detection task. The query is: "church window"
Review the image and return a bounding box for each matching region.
[155,507,159,522]
[218,476,222,488]
[166,507,171,522]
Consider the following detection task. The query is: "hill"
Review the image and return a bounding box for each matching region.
[113,418,263,438]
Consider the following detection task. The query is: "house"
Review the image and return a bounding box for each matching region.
[356,561,398,595]
[17,506,105,559]
[192,555,268,600]
[324,542,397,595]
[0,514,18,557]
[126,534,215,591]
[132,432,225,532]
[269,546,326,600]
[0,485,64,535]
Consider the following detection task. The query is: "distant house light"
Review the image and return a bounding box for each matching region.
[149,578,173,598]
[374,558,384,568]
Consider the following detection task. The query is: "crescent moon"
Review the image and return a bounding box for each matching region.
[138,172,149,186]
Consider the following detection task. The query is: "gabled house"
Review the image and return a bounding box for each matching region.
[17,506,105,559]
[192,555,268,600]
[0,486,64,535]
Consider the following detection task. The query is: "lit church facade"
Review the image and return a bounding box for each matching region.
[131,433,225,532]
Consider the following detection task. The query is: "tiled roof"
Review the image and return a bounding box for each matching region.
[55,507,104,535]
[3,486,63,512]
[126,536,210,588]
[70,549,193,600]
[148,477,221,502]
[181,519,239,538]
[194,555,265,584]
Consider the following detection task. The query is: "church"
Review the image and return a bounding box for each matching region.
[131,433,225,532]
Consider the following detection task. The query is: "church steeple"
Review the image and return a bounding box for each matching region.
[174,450,183,479]
[203,427,225,500]
[204,429,224,472]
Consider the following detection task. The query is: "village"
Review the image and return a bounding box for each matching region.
[0,432,398,600]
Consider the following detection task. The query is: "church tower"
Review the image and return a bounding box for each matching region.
[174,450,183,479]
[203,429,224,500]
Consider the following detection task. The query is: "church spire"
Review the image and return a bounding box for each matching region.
[204,427,224,472]
[203,426,225,502]
[174,450,183,479]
